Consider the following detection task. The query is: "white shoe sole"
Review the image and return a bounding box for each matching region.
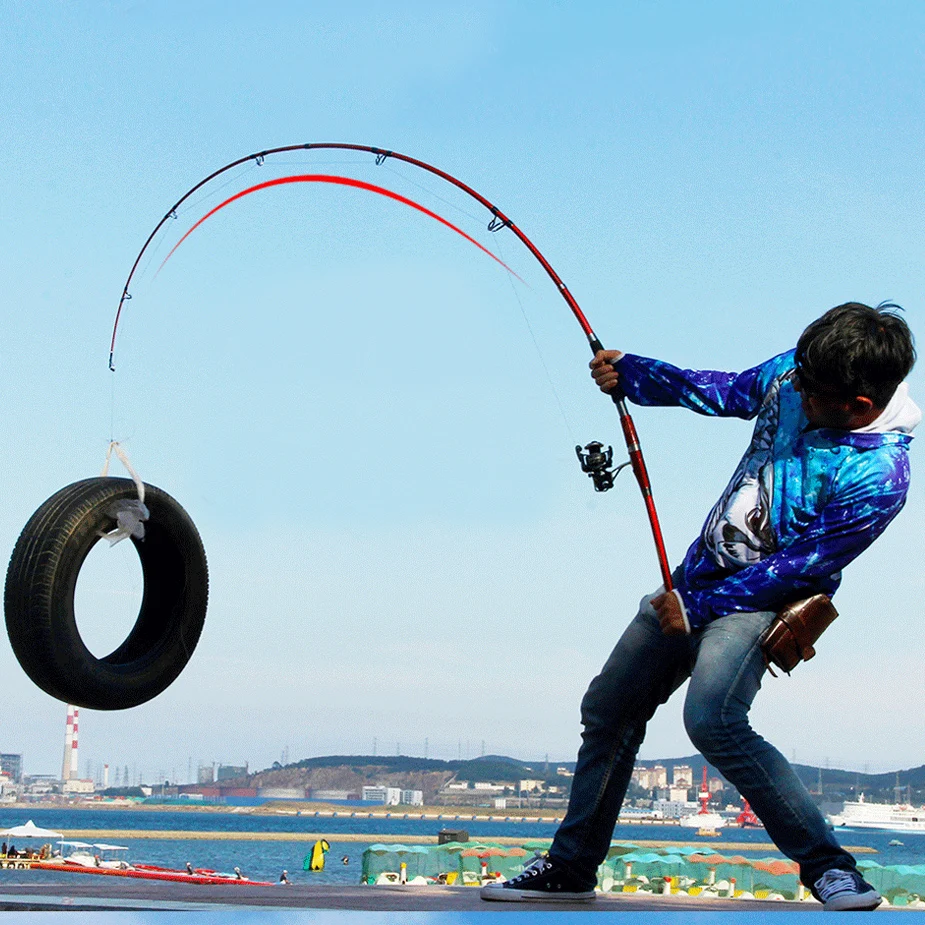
[480,884,596,903]
[823,893,882,911]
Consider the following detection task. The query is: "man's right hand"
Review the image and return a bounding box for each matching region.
[590,349,624,393]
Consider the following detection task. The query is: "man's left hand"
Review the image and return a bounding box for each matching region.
[652,591,689,636]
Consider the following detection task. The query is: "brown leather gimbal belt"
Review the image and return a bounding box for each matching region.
[759,594,839,676]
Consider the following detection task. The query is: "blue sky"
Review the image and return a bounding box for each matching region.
[1,1,924,782]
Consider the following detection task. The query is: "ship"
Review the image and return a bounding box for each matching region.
[735,798,764,828]
[679,767,726,831]
[31,840,273,885]
[829,794,925,833]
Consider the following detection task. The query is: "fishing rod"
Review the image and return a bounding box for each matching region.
[109,142,673,590]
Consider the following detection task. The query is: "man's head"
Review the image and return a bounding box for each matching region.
[794,302,916,429]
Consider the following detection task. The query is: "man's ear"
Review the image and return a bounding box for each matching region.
[847,395,885,427]
[850,395,876,415]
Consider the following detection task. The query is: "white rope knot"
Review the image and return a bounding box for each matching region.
[100,441,149,545]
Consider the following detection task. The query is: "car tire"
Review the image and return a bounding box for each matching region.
[4,477,208,710]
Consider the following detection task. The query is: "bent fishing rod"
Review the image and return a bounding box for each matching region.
[109,142,673,590]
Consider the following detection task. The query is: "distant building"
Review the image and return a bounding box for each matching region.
[217,764,248,781]
[23,774,57,797]
[62,778,95,794]
[519,779,545,793]
[197,765,215,784]
[362,786,400,805]
[652,798,698,819]
[0,754,23,783]
[361,786,421,806]
[672,765,693,788]
[632,765,668,789]
[259,787,308,799]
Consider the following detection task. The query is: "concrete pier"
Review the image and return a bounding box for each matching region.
[0,878,822,912]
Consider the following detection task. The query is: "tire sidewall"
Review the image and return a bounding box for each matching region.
[6,477,208,710]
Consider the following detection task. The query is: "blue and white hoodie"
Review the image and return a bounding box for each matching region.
[615,349,921,629]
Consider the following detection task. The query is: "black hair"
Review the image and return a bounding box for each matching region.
[795,302,916,408]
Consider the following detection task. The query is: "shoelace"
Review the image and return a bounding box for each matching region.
[510,858,551,883]
[815,869,858,900]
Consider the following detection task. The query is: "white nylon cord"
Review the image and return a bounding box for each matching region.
[101,441,146,504]
[492,232,577,443]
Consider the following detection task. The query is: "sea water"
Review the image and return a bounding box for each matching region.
[0,806,922,886]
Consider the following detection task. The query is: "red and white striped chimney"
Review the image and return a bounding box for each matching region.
[72,707,80,779]
[61,705,79,781]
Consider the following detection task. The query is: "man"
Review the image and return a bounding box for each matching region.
[482,303,918,910]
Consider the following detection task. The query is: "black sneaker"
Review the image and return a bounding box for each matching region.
[813,868,882,911]
[480,855,596,903]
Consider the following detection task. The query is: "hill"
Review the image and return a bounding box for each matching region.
[640,755,925,802]
[220,754,573,802]
[224,754,925,805]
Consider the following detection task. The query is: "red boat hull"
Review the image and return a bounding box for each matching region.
[32,861,272,886]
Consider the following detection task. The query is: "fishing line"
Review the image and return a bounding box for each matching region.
[153,175,526,283]
[109,367,116,445]
[132,164,263,286]
[173,162,261,219]
[492,231,578,444]
[131,159,383,300]
[379,163,487,228]
[137,164,258,275]
[107,143,674,589]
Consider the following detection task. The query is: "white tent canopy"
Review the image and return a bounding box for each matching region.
[0,820,63,839]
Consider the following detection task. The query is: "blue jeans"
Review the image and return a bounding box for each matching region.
[549,588,857,890]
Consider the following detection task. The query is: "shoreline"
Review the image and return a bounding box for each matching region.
[5,800,568,820]
[2,802,875,853]
[4,801,695,826]
[46,829,874,853]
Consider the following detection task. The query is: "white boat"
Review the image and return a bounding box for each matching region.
[829,794,925,833]
[679,767,726,830]
[679,810,727,830]
[34,840,273,885]
[47,840,132,870]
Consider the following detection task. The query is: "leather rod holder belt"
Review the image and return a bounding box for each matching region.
[760,594,839,676]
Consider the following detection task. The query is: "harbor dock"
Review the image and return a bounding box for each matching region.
[0,878,819,912]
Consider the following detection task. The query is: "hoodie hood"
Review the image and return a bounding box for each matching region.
[852,381,921,435]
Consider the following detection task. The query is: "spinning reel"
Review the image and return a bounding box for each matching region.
[575,441,631,493]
